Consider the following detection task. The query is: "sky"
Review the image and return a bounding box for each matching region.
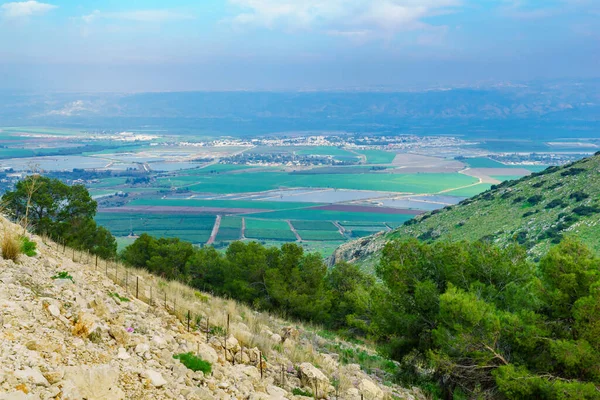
[0,0,598,92]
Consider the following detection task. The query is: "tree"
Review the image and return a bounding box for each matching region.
[326,261,375,333]
[2,176,116,258]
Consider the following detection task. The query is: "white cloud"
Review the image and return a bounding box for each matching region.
[1,0,56,18]
[227,0,461,39]
[81,9,194,24]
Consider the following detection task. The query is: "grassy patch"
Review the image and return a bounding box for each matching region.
[20,236,37,256]
[109,292,130,302]
[1,232,20,262]
[173,352,212,374]
[292,388,314,397]
[51,271,74,283]
[354,149,397,164]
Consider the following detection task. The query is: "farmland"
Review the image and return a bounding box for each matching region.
[0,125,572,257]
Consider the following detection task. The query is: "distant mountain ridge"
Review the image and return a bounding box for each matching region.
[2,80,599,137]
[332,152,600,267]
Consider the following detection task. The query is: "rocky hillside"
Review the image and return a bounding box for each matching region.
[333,153,600,266]
[0,217,421,400]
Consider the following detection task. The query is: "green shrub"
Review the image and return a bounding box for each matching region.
[109,292,130,302]
[20,236,37,256]
[526,195,543,206]
[292,388,313,397]
[573,205,600,216]
[532,181,545,188]
[561,167,586,177]
[570,191,589,202]
[173,352,212,374]
[51,271,74,282]
[545,199,566,209]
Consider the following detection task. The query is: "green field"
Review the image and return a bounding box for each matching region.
[215,228,241,242]
[245,219,290,230]
[161,171,478,194]
[129,198,322,210]
[355,149,396,164]
[443,184,493,197]
[219,216,243,228]
[462,157,507,168]
[297,230,343,241]
[291,220,338,231]
[244,219,296,241]
[247,209,414,223]
[340,221,387,227]
[95,213,215,244]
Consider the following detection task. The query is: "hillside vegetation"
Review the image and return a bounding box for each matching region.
[0,216,418,400]
[333,153,600,265]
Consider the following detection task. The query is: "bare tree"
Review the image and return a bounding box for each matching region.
[21,163,41,234]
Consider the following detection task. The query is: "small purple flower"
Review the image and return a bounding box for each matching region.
[126,327,134,333]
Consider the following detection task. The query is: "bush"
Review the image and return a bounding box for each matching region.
[573,205,600,216]
[51,271,74,282]
[173,352,212,374]
[545,199,566,209]
[532,181,545,188]
[527,195,543,206]
[20,236,37,256]
[561,167,586,177]
[292,388,313,397]
[1,232,20,262]
[570,191,589,202]
[109,292,130,302]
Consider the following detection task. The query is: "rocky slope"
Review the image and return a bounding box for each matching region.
[0,216,421,400]
[333,153,600,266]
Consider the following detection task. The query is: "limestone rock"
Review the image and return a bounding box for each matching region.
[144,370,168,388]
[109,325,129,345]
[299,363,329,399]
[63,364,124,400]
[359,379,384,400]
[197,343,219,364]
[15,367,49,387]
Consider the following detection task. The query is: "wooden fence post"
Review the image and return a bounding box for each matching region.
[187,310,191,332]
[260,351,263,379]
[136,277,139,299]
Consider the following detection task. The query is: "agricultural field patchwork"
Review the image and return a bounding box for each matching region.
[0,127,558,256]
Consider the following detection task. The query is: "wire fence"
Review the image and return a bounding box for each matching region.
[47,238,384,400]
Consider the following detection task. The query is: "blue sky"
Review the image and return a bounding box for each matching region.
[0,0,598,91]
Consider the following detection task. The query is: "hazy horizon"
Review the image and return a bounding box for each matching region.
[1,0,599,92]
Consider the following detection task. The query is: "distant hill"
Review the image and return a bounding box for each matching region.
[333,152,600,266]
[2,80,600,138]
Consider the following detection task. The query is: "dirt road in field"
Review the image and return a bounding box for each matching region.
[206,215,222,245]
[286,220,302,241]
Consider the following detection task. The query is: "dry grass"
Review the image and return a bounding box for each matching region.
[2,230,21,262]
[26,233,403,398]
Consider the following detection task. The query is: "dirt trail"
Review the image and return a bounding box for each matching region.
[206,214,222,245]
[286,220,302,241]
[332,221,346,235]
[436,170,485,194]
